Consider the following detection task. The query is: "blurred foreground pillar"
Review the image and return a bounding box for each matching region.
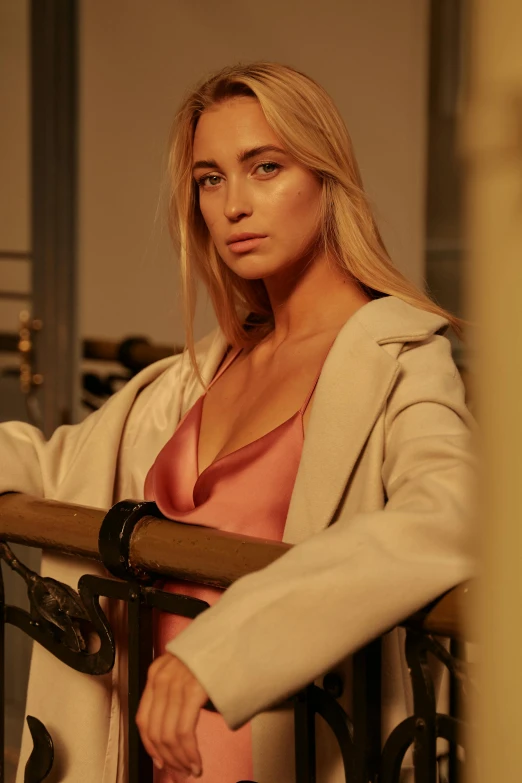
[463,0,522,780]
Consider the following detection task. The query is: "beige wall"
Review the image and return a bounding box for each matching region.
[0,0,431,388]
[79,0,430,345]
[0,0,430,344]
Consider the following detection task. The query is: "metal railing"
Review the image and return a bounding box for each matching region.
[0,493,471,783]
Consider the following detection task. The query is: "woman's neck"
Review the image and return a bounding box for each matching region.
[262,251,371,348]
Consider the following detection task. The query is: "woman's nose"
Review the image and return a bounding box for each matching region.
[223,181,253,220]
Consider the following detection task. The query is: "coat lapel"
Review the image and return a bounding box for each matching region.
[283,296,450,544]
[283,314,400,544]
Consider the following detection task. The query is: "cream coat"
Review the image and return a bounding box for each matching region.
[0,296,476,783]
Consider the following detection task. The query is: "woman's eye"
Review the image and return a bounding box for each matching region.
[256,162,280,175]
[197,162,280,189]
[198,174,221,188]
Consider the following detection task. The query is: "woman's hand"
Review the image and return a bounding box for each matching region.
[136,652,208,779]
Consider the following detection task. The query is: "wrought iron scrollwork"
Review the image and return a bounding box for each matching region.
[24,716,53,783]
[294,683,355,782]
[0,503,213,783]
[1,541,90,651]
[380,629,470,783]
[0,542,115,675]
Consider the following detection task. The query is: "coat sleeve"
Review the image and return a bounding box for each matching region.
[0,354,186,501]
[0,328,223,501]
[0,408,108,499]
[166,334,477,729]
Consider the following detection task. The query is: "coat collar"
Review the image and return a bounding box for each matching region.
[352,294,449,345]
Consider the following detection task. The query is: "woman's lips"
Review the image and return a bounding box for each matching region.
[227,236,266,253]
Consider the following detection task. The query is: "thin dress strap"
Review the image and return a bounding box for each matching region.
[299,340,336,416]
[206,346,243,393]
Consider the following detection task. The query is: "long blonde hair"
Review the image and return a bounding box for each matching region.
[167,61,462,378]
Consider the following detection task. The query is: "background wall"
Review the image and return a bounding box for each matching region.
[79,0,430,346]
[0,0,431,353]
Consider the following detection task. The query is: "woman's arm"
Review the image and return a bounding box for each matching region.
[0,328,227,504]
[0,353,191,504]
[0,410,107,498]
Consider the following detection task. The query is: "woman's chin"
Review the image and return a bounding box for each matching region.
[223,256,281,280]
[223,254,303,282]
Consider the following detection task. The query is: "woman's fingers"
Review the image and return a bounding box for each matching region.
[148,665,184,771]
[136,653,208,777]
[175,682,205,774]
[156,666,205,774]
[137,656,189,774]
[160,680,204,776]
[136,656,169,768]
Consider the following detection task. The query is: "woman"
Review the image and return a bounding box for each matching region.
[3,62,475,783]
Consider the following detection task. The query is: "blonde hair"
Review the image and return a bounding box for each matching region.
[167,61,462,379]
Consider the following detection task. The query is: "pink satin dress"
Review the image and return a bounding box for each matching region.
[144,345,327,782]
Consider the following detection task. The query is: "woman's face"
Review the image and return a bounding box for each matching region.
[192,97,323,281]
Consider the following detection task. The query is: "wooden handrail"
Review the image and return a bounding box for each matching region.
[0,492,468,639]
[0,493,289,589]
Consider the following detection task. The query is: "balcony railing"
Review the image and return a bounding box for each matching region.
[0,492,470,783]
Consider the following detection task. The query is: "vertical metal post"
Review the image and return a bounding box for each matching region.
[0,567,5,783]
[30,0,79,436]
[448,639,462,782]
[127,584,154,783]
[405,632,437,783]
[352,639,382,783]
[294,686,316,783]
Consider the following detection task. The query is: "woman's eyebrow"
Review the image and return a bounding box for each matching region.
[192,145,287,174]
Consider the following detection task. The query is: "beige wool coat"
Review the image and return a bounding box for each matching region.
[0,296,476,783]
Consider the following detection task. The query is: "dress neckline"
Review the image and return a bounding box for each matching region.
[196,341,333,478]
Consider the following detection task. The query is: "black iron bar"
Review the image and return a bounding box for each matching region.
[352,639,382,782]
[0,561,5,783]
[127,582,154,783]
[406,631,438,783]
[448,639,463,782]
[294,686,316,783]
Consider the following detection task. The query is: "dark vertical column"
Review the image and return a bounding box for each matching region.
[30,0,79,436]
[405,632,438,783]
[448,638,462,782]
[352,639,382,783]
[0,566,5,783]
[294,686,316,783]
[127,585,154,783]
